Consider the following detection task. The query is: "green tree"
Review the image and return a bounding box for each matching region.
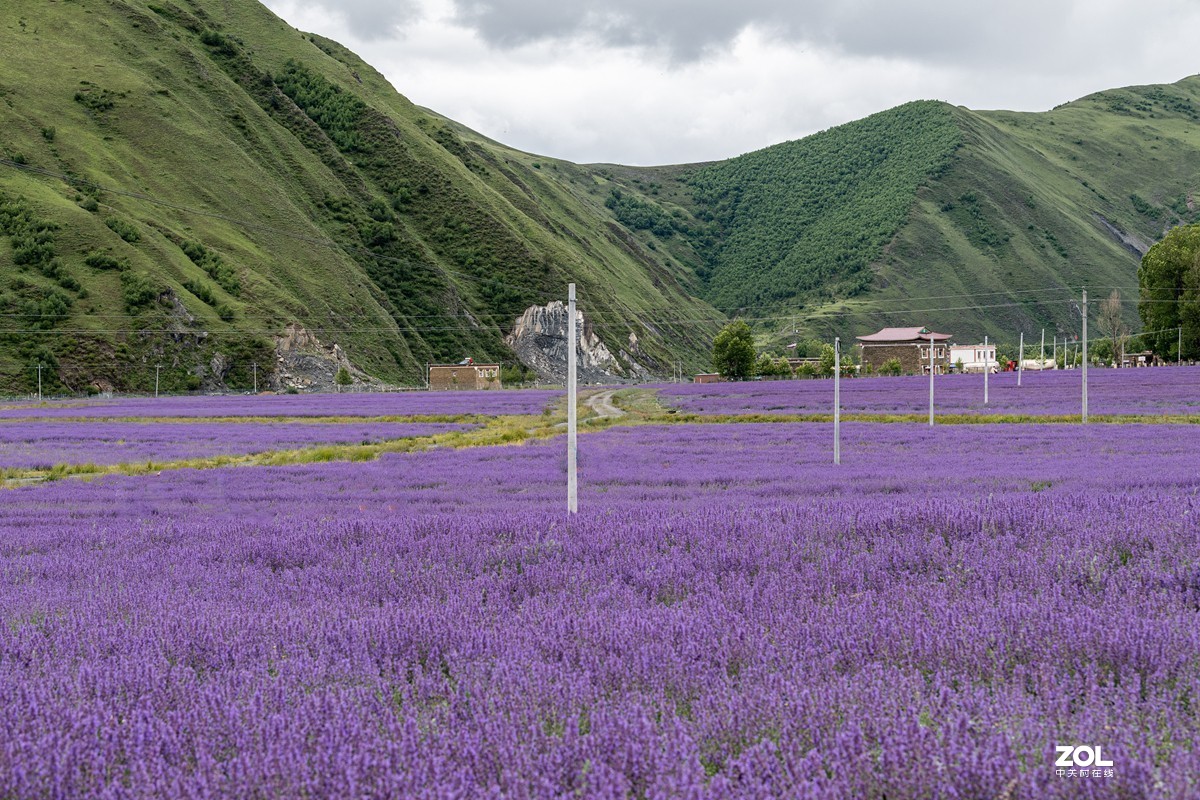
[1139,223,1200,360]
[818,344,836,377]
[754,353,791,378]
[335,366,352,391]
[712,320,755,379]
[753,352,775,378]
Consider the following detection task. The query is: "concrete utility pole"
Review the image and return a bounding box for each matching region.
[1018,332,1024,387]
[252,362,258,394]
[155,364,161,398]
[1179,327,1183,367]
[1040,328,1045,371]
[1082,289,1089,423]
[984,335,989,405]
[567,283,578,514]
[1053,335,1057,369]
[36,362,42,402]
[928,334,935,427]
[833,337,841,464]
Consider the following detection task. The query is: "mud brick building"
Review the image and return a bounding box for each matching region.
[428,360,502,390]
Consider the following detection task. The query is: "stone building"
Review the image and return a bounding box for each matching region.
[857,327,953,374]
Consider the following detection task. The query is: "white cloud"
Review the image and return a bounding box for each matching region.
[262,0,1200,165]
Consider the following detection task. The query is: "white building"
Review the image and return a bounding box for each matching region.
[949,343,997,373]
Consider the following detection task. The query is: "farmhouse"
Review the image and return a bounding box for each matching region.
[693,373,723,384]
[857,327,953,374]
[949,343,998,373]
[428,359,502,390]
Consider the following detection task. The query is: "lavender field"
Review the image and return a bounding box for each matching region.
[0,389,561,420]
[659,365,1200,417]
[0,421,475,469]
[2,414,1198,798]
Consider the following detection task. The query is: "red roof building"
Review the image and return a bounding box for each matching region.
[856,326,952,343]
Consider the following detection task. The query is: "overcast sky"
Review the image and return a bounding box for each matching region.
[262,0,1200,166]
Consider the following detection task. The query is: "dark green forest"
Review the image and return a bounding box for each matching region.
[685,101,962,310]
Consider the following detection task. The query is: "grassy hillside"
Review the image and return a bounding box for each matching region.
[688,101,963,310]
[858,78,1200,345]
[615,78,1200,350]
[2,0,1197,390]
[0,0,719,393]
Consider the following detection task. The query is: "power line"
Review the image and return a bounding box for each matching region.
[7,159,1181,322]
[2,158,1188,349]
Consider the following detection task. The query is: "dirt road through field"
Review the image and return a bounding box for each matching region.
[584,389,624,421]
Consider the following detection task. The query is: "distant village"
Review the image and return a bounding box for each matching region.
[694,325,1175,385]
[425,324,1180,390]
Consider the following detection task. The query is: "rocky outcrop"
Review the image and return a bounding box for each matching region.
[1093,214,1150,257]
[270,323,382,392]
[506,302,648,384]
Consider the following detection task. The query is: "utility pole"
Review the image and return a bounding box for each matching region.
[928,334,935,427]
[1053,335,1057,369]
[567,283,578,514]
[1040,328,1045,371]
[1018,332,1024,387]
[36,362,43,402]
[1178,326,1182,367]
[1082,289,1089,423]
[983,335,989,405]
[154,364,161,398]
[833,337,841,464]
[252,362,258,394]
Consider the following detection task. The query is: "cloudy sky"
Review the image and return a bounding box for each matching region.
[262,0,1200,166]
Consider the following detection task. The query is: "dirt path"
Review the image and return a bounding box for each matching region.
[584,389,624,421]
[548,388,627,432]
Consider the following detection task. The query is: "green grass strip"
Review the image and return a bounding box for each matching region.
[4,389,1198,489]
[0,413,559,488]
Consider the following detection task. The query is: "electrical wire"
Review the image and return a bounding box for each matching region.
[1,158,1191,350]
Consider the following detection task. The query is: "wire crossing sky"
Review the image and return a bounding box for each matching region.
[263,0,1200,165]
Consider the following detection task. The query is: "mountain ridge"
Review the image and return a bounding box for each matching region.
[1,0,1197,392]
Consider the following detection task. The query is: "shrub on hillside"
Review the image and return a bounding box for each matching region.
[120,271,159,311]
[104,217,140,243]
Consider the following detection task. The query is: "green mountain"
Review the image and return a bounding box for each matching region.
[1,0,1197,393]
[616,80,1200,349]
[0,0,716,393]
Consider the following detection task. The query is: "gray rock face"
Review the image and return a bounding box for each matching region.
[1093,214,1150,257]
[270,324,381,392]
[506,301,646,384]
